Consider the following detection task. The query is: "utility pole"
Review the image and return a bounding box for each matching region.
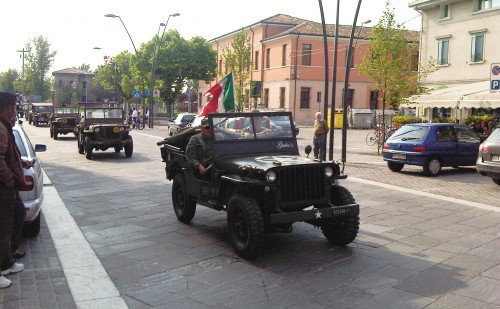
[17,48,28,101]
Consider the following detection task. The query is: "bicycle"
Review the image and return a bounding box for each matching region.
[128,117,145,130]
[365,124,398,146]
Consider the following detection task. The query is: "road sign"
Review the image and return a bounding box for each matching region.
[133,90,142,98]
[490,63,500,92]
[145,89,150,96]
[153,90,160,97]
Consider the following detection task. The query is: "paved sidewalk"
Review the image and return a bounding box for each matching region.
[1,123,499,309]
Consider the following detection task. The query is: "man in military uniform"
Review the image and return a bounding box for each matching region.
[186,118,213,176]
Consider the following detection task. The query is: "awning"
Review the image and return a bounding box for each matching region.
[401,81,500,109]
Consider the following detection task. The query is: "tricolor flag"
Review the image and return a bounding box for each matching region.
[200,72,236,116]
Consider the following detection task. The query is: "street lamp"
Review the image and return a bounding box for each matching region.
[149,12,180,128]
[105,13,147,125]
[350,19,371,69]
[94,47,119,103]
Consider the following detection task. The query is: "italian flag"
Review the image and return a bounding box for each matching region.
[200,72,236,116]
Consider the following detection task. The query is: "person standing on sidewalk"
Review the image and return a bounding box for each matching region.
[313,112,329,161]
[0,91,25,288]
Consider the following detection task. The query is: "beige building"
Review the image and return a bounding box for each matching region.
[407,0,500,121]
[199,14,418,126]
[52,68,94,105]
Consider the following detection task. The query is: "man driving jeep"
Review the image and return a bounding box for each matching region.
[185,118,213,176]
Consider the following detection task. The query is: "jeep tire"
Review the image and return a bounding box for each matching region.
[53,127,59,140]
[321,186,359,246]
[124,137,133,157]
[78,137,85,154]
[85,136,93,159]
[172,174,196,222]
[50,126,54,138]
[227,195,264,260]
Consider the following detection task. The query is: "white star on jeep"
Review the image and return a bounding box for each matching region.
[315,210,322,219]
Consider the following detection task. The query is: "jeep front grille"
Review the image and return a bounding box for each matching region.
[277,165,325,205]
[98,127,122,139]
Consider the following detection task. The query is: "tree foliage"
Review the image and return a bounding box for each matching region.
[0,69,19,93]
[357,1,433,110]
[24,36,56,101]
[221,29,253,111]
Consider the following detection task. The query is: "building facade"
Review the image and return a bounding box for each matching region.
[52,68,94,105]
[408,0,500,121]
[199,14,418,126]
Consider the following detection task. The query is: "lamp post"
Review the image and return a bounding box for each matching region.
[149,13,180,128]
[105,13,147,125]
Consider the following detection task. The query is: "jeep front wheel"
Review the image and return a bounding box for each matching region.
[84,136,93,159]
[50,126,54,138]
[124,137,133,158]
[172,174,196,222]
[227,195,264,260]
[53,128,59,140]
[321,186,359,246]
[77,137,84,154]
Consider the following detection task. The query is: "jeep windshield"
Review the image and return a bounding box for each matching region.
[212,114,294,141]
[83,108,123,119]
[34,106,53,112]
[54,107,77,114]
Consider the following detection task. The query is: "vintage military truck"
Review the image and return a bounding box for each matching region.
[49,107,80,140]
[75,103,133,159]
[28,102,54,127]
[157,111,359,259]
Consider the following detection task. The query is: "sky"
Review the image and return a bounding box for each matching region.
[0,0,421,75]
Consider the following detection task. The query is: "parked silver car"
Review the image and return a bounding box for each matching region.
[476,127,500,185]
[167,113,197,136]
[14,120,47,236]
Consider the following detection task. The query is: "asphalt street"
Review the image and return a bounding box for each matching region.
[1,122,499,309]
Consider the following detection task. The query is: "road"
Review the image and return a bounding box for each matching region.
[6,123,499,309]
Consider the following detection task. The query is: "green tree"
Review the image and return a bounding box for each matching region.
[220,29,253,111]
[24,36,56,101]
[79,64,91,73]
[357,1,432,112]
[0,69,20,93]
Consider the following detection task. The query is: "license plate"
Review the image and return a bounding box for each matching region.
[492,155,500,161]
[393,153,406,159]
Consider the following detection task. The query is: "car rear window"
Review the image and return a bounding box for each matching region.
[387,125,429,141]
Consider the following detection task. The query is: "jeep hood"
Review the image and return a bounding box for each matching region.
[215,154,319,173]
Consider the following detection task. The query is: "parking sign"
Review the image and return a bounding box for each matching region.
[490,63,500,92]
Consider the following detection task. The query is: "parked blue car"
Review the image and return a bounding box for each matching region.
[382,123,482,176]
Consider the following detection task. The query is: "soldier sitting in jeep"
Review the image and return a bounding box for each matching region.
[158,111,359,260]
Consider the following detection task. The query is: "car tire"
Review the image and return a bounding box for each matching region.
[53,128,58,140]
[321,186,359,246]
[423,157,441,177]
[172,174,196,223]
[23,212,41,237]
[227,194,264,260]
[492,179,500,185]
[124,137,133,158]
[387,161,404,172]
[85,136,93,159]
[50,126,54,138]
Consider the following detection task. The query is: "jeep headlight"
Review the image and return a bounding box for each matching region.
[266,170,277,183]
[119,127,125,132]
[324,166,334,178]
[94,127,100,133]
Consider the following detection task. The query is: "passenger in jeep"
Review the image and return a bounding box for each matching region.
[185,118,213,176]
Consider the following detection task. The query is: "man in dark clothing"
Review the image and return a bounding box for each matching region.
[185,118,213,176]
[0,91,25,288]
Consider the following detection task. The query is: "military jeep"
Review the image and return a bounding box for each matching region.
[49,107,80,140]
[158,112,359,259]
[28,102,53,127]
[75,104,133,159]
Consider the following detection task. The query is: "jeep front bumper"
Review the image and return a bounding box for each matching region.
[269,203,359,224]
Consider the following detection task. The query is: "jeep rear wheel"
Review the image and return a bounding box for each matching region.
[321,186,359,246]
[85,136,93,159]
[227,195,264,260]
[172,174,196,222]
[77,138,84,154]
[50,126,54,138]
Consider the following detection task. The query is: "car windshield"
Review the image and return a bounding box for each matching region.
[212,114,294,141]
[388,125,429,141]
[54,107,77,114]
[486,127,500,141]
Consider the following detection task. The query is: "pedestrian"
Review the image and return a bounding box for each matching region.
[0,91,25,289]
[313,112,329,161]
[131,108,138,126]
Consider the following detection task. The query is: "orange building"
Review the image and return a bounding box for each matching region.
[199,14,419,126]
